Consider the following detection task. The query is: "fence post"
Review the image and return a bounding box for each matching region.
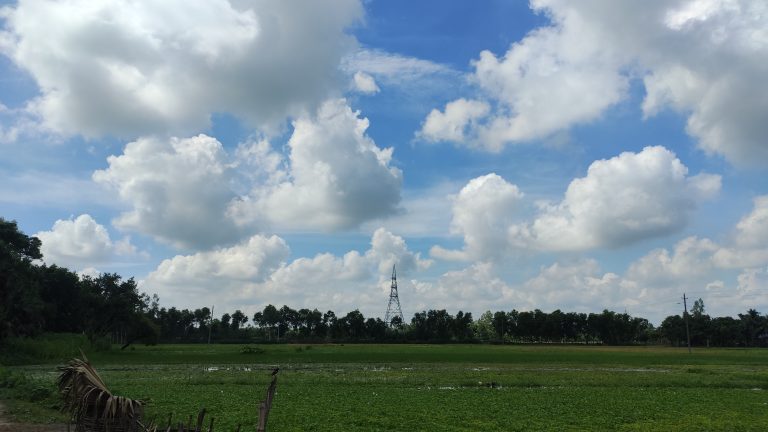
[257,402,268,432]
[257,375,278,432]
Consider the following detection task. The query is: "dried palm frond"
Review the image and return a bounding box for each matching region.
[57,353,146,432]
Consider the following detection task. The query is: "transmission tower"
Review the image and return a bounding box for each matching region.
[384,264,404,326]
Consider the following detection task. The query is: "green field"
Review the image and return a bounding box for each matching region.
[4,344,768,431]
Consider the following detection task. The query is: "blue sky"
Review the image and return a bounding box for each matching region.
[1,0,766,323]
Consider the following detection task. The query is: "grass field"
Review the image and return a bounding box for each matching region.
[4,344,768,431]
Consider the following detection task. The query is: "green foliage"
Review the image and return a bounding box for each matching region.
[7,344,768,431]
[0,333,96,365]
[0,218,42,260]
[0,366,28,388]
[239,345,266,355]
[0,366,58,415]
[1,218,157,345]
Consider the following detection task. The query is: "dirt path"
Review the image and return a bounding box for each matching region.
[0,401,67,432]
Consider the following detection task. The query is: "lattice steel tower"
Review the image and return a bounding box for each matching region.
[384,264,404,326]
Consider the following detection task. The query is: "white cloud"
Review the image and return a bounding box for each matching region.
[420,0,768,165]
[419,99,490,144]
[713,195,768,267]
[626,236,719,285]
[619,195,768,319]
[0,102,46,144]
[93,134,242,249]
[142,227,429,318]
[0,0,363,138]
[138,193,768,322]
[418,0,628,151]
[519,260,631,313]
[411,262,514,313]
[736,267,768,295]
[35,214,140,269]
[410,260,631,318]
[77,267,101,279]
[734,195,768,247]
[434,146,720,259]
[523,146,721,250]
[430,173,523,261]
[340,49,464,109]
[230,99,403,231]
[417,249,760,324]
[95,100,403,247]
[352,71,379,94]
[367,227,433,275]
[342,49,455,85]
[148,234,290,288]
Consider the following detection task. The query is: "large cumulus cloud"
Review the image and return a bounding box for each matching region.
[93,134,242,249]
[230,99,403,231]
[35,214,139,270]
[0,0,363,137]
[93,100,402,248]
[419,0,768,166]
[433,146,720,260]
[142,228,430,316]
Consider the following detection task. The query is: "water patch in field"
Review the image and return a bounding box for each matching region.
[505,367,669,373]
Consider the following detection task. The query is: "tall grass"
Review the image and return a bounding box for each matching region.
[0,333,107,365]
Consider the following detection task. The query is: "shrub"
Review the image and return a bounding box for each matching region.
[240,345,266,355]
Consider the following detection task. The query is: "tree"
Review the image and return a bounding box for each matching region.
[544,310,565,341]
[305,309,323,337]
[410,311,428,340]
[472,311,495,341]
[492,311,509,340]
[0,218,44,339]
[193,308,211,330]
[231,310,247,331]
[516,310,542,341]
[739,309,766,347]
[79,273,148,344]
[343,309,366,340]
[452,311,474,341]
[365,317,387,341]
[37,264,84,333]
[221,313,231,327]
[389,315,404,329]
[689,299,710,346]
[709,316,741,346]
[279,305,297,334]
[426,309,453,341]
[262,304,280,340]
[692,298,705,317]
[660,315,686,346]
[0,218,42,261]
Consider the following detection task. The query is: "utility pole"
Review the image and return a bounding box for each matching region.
[208,305,214,344]
[682,293,691,354]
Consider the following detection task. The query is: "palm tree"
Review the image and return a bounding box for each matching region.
[57,353,146,431]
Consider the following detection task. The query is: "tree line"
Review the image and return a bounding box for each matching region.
[2,217,767,347]
[1,218,155,345]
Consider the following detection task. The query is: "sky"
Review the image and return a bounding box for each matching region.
[0,0,767,324]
